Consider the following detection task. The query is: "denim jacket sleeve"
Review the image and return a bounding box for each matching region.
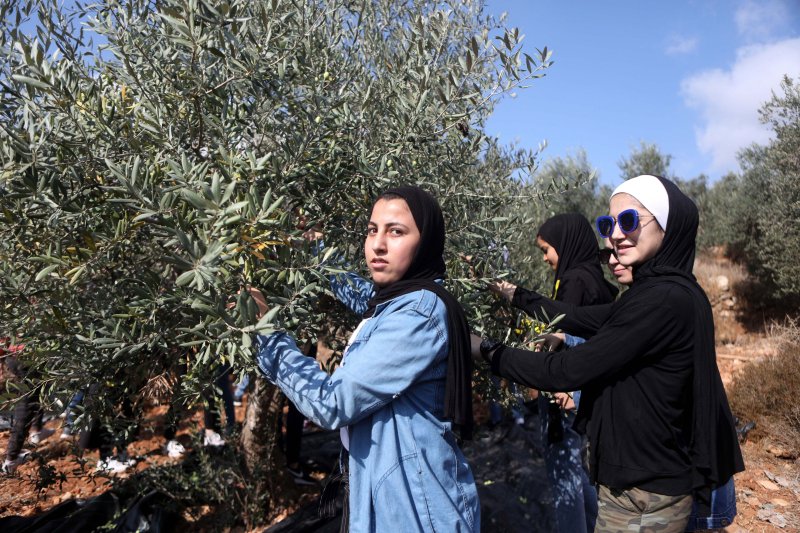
[312,240,375,316]
[255,293,446,430]
[563,334,585,349]
[330,271,374,316]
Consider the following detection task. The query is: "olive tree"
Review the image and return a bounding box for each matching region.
[1,0,552,522]
[735,75,800,301]
[617,140,674,181]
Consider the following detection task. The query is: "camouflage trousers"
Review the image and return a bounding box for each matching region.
[595,485,692,532]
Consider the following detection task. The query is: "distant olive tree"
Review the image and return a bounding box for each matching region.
[0,0,552,523]
[735,75,800,301]
[617,140,674,181]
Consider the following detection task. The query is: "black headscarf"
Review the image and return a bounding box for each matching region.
[636,177,744,510]
[362,186,473,439]
[537,213,617,302]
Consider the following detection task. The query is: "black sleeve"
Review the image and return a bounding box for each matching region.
[557,271,589,306]
[511,286,612,338]
[494,288,689,391]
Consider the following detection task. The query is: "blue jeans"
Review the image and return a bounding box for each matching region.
[64,390,85,428]
[685,476,736,531]
[539,395,597,533]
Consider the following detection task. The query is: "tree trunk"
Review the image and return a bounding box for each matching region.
[239,376,297,526]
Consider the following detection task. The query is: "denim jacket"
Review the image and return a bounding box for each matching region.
[256,272,480,533]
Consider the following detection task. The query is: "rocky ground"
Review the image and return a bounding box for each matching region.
[2,253,799,531]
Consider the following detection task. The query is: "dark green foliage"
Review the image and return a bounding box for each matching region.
[735,76,800,300]
[698,76,800,302]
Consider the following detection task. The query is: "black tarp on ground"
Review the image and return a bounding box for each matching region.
[0,490,178,533]
[268,407,556,533]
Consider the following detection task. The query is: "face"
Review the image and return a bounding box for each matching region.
[365,198,421,287]
[603,241,633,286]
[608,193,664,267]
[536,236,559,271]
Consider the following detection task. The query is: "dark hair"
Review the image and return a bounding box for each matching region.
[375,191,405,203]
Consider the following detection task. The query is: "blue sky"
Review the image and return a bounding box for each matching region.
[485,0,800,186]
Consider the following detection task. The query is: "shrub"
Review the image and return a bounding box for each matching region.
[728,320,800,451]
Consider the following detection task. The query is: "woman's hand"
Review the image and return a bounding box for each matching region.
[471,334,503,365]
[230,286,269,319]
[539,333,565,352]
[553,392,575,411]
[247,287,269,318]
[302,227,323,242]
[487,280,517,302]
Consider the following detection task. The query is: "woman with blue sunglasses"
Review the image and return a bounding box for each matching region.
[475,175,743,533]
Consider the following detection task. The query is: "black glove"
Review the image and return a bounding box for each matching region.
[471,333,503,364]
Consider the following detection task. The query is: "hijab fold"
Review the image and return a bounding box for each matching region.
[363,186,473,439]
[630,176,744,511]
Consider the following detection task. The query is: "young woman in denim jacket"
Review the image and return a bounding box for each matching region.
[253,186,479,533]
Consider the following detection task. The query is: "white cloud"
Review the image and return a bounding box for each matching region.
[665,34,698,56]
[735,0,793,42]
[680,37,800,173]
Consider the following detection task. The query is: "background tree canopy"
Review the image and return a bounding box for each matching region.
[0,0,557,521]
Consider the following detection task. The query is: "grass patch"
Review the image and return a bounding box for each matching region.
[728,319,800,450]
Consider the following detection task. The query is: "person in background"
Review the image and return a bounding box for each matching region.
[2,338,55,475]
[489,213,617,533]
[162,360,235,458]
[60,389,86,438]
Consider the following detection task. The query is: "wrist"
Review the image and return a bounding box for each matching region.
[479,337,503,363]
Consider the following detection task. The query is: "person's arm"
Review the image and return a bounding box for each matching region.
[330,270,374,316]
[563,334,584,348]
[511,286,612,338]
[256,295,445,430]
[310,238,374,317]
[491,294,687,391]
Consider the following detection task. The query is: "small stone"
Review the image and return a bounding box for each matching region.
[772,498,789,507]
[764,470,793,486]
[769,513,788,528]
[757,479,780,491]
[757,508,772,521]
[59,492,73,502]
[715,275,730,292]
[723,298,736,308]
[772,446,798,459]
[746,496,761,506]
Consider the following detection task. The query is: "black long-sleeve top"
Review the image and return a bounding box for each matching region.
[495,278,697,495]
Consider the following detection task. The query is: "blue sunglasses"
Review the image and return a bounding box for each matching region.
[596,209,655,238]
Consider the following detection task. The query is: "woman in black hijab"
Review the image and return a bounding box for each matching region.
[490,213,617,533]
[253,186,479,532]
[476,176,743,533]
[536,213,619,306]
